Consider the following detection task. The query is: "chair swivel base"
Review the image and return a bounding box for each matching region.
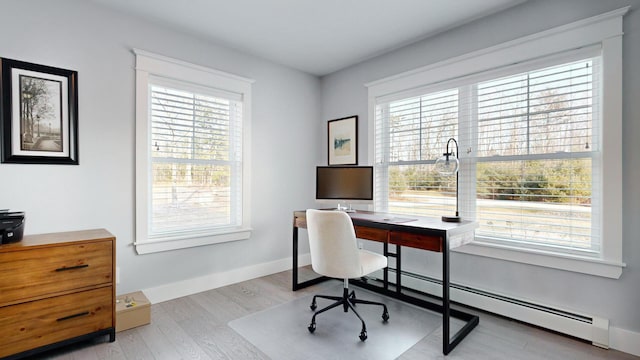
[307,286,389,341]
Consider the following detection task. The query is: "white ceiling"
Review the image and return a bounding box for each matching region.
[90,0,525,76]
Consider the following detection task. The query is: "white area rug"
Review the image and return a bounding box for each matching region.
[229,284,441,360]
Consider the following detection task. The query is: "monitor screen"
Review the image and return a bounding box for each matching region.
[316,166,373,201]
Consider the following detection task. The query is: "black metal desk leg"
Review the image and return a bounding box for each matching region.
[292,226,299,291]
[383,242,389,290]
[396,244,402,295]
[443,239,451,354]
[292,220,330,291]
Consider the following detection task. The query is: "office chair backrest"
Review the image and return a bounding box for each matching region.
[306,209,362,279]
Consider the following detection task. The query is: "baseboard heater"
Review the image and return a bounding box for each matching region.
[377,269,609,348]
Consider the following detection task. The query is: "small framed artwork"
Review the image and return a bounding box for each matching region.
[1,58,78,164]
[328,115,357,165]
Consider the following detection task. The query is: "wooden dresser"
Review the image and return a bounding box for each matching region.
[0,229,116,359]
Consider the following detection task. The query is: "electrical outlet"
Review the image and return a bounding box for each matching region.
[357,241,364,249]
[116,267,120,284]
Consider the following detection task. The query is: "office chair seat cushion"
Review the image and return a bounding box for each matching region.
[358,249,388,277]
[312,248,387,279]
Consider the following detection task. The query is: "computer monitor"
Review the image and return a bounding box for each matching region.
[315,166,373,209]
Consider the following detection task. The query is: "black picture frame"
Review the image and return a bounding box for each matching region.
[1,58,78,165]
[327,115,357,165]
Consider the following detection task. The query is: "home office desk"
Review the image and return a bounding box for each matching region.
[292,210,479,355]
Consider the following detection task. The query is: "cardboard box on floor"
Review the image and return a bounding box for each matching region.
[116,291,150,332]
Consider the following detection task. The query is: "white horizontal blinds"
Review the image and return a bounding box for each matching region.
[375,89,459,217]
[474,58,600,253]
[149,81,243,236]
[476,60,595,156]
[375,55,601,255]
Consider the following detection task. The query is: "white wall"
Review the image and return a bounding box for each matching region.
[0,0,320,294]
[320,0,640,336]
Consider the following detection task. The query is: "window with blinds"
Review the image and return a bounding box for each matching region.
[375,56,601,256]
[134,49,253,253]
[374,89,460,219]
[149,82,243,237]
[473,59,599,254]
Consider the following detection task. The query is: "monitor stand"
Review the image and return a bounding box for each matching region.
[337,204,356,213]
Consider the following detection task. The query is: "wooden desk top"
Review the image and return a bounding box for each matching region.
[294,210,478,250]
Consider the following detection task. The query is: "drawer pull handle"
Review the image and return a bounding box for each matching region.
[56,311,90,322]
[55,264,89,272]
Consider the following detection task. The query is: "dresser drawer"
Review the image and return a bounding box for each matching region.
[355,226,388,242]
[0,241,113,305]
[0,286,113,358]
[389,231,443,252]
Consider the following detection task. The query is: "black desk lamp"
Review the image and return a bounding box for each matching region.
[434,138,461,222]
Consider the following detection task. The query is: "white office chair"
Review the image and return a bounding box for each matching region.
[305,209,389,341]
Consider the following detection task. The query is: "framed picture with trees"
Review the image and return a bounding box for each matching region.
[1,58,78,164]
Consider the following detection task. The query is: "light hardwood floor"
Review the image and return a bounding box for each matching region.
[29,269,638,360]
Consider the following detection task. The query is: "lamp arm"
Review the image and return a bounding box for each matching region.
[446,138,459,158]
[446,137,460,217]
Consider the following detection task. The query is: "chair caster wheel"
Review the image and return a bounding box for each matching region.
[359,330,368,341]
[310,301,317,311]
[382,311,389,322]
[308,323,316,333]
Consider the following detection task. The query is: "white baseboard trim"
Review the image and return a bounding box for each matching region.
[378,270,640,356]
[395,272,608,344]
[142,253,312,304]
[610,326,640,357]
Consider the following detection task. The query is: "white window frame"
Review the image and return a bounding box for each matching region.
[134,49,254,254]
[366,7,628,278]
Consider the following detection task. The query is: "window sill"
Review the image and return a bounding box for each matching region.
[134,228,252,254]
[453,240,625,279]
